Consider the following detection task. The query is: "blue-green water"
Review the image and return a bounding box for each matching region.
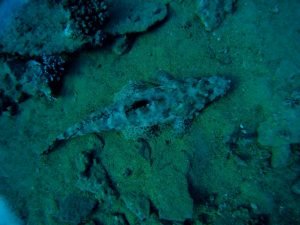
[0,0,299,224]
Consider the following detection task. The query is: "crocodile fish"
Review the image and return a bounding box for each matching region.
[43,71,231,154]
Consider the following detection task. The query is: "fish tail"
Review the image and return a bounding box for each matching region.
[42,138,65,155]
[42,122,85,155]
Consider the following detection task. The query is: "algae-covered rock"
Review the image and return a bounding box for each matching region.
[106,1,168,35]
[0,62,20,115]
[121,192,150,221]
[20,55,67,100]
[196,0,237,31]
[99,131,195,223]
[75,149,119,211]
[274,60,300,105]
[257,110,300,168]
[64,0,109,37]
[0,54,67,104]
[258,60,300,168]
[56,194,97,225]
[0,1,84,56]
[150,167,194,221]
[240,182,274,214]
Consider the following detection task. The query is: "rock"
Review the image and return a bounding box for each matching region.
[187,136,210,202]
[150,167,193,221]
[257,119,291,168]
[106,1,168,35]
[92,213,128,225]
[0,62,22,115]
[240,182,274,214]
[100,133,194,223]
[257,59,300,168]
[0,55,68,116]
[0,2,84,56]
[121,192,150,221]
[76,149,118,209]
[56,194,97,225]
[0,85,19,116]
[195,0,237,31]
[257,110,300,168]
[65,0,109,37]
[273,60,300,106]
[20,56,66,100]
[0,0,110,56]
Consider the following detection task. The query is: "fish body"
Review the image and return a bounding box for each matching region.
[44,72,230,154]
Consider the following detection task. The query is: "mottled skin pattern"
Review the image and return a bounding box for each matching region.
[43,72,230,154]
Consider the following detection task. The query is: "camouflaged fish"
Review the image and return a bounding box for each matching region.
[43,71,230,154]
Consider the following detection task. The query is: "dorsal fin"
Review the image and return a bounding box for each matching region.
[155,70,180,88]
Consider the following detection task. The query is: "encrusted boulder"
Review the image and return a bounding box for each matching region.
[56,194,97,225]
[196,0,237,31]
[257,60,300,168]
[20,55,67,100]
[64,0,109,46]
[0,1,84,56]
[0,54,67,112]
[150,166,193,221]
[65,0,109,36]
[106,0,168,35]
[0,62,21,115]
[0,0,109,56]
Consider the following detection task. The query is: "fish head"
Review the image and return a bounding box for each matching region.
[200,76,231,101]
